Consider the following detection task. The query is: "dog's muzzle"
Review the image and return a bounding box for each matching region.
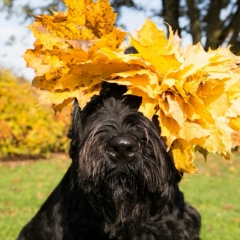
[106,133,140,162]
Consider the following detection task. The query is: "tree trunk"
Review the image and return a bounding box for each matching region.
[219,0,240,54]
[162,0,180,37]
[205,0,222,50]
[186,0,201,44]
[229,3,240,53]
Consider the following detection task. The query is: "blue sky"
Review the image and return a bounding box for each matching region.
[0,11,35,80]
[0,0,188,81]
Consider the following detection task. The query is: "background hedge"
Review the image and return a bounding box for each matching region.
[0,70,71,159]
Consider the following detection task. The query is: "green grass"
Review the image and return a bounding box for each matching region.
[0,154,70,240]
[0,153,240,239]
[180,153,240,240]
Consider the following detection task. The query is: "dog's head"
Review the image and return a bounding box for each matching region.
[68,82,180,212]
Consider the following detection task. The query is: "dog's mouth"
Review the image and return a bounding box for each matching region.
[105,166,138,180]
[103,162,146,196]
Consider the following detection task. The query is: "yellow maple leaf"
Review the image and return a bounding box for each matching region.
[171,139,196,174]
[126,87,158,119]
[83,0,117,37]
[229,117,240,132]
[161,92,186,127]
[131,19,181,74]
[178,121,209,143]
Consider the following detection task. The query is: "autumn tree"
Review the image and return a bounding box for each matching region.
[1,0,240,54]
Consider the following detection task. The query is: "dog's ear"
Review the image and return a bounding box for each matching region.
[152,115,161,134]
[68,98,82,139]
[68,98,83,161]
[100,82,127,99]
[123,95,142,110]
[124,46,138,54]
[68,99,81,150]
[100,83,142,110]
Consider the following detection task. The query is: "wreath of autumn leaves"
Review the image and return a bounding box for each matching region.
[24,0,240,173]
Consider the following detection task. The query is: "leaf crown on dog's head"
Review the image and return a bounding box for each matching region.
[24,0,240,173]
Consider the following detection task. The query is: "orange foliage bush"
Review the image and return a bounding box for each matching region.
[0,70,71,159]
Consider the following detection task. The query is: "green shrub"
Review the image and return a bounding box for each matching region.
[0,70,71,159]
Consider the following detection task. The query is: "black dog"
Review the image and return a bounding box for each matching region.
[17,82,201,240]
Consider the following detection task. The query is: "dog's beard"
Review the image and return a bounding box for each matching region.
[78,143,154,211]
[79,143,167,239]
[79,160,149,238]
[101,164,148,207]
[76,131,173,238]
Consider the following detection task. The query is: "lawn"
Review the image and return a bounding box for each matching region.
[0,153,240,240]
[180,152,240,240]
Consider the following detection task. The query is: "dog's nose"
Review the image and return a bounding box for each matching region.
[106,134,139,162]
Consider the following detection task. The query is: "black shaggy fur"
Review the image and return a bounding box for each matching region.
[17,82,201,240]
